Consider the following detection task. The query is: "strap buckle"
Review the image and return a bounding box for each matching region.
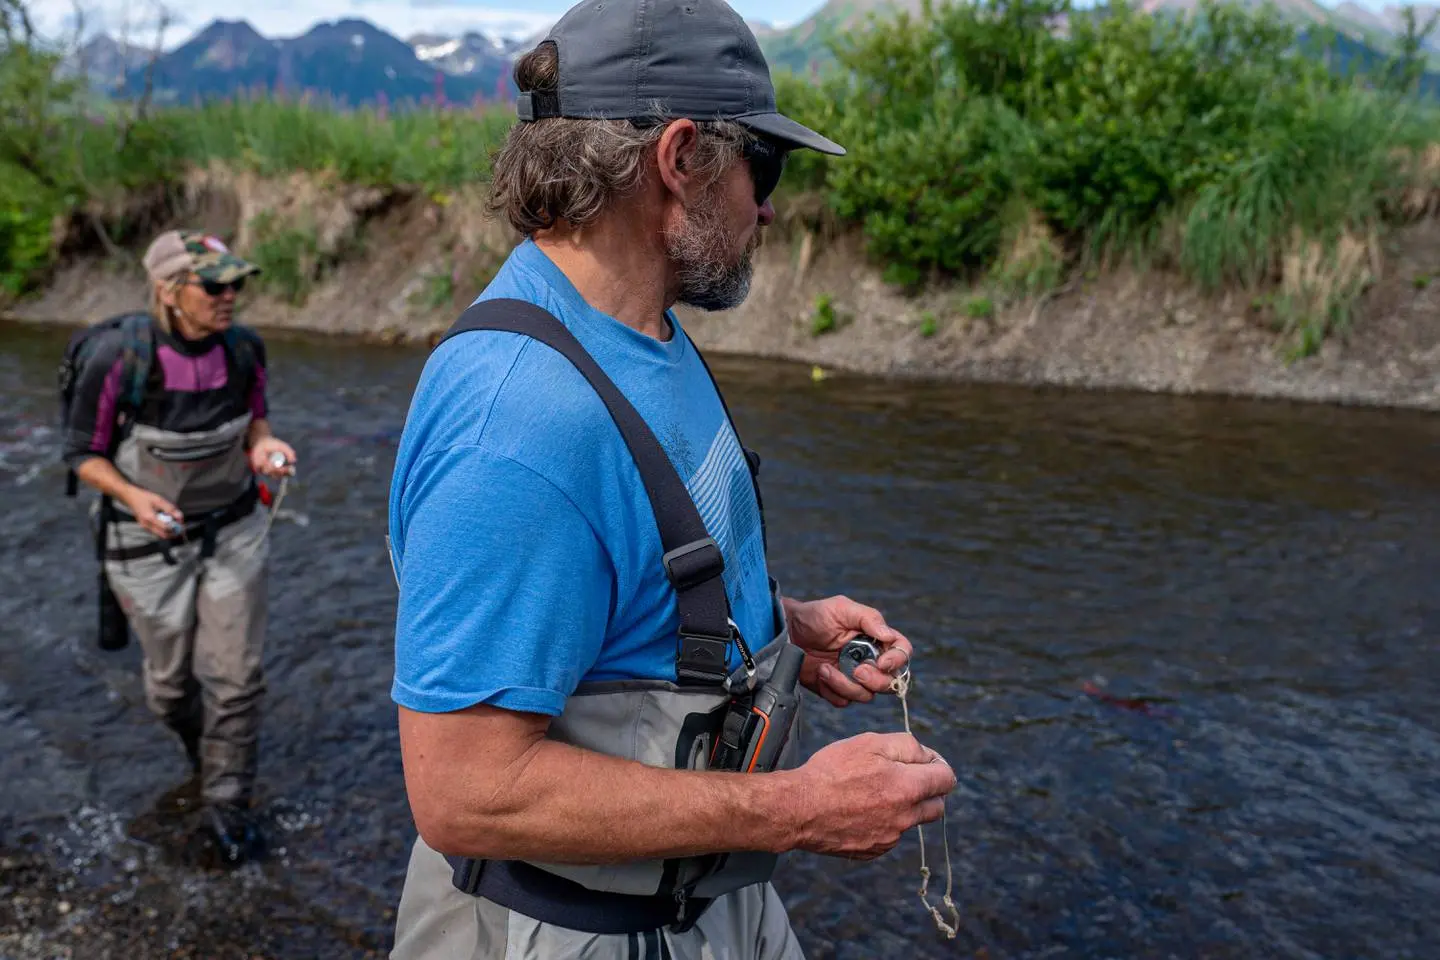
[675,622,733,687]
[449,855,486,895]
[662,537,724,591]
[669,886,710,934]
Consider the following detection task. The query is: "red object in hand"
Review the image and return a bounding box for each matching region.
[258,481,274,507]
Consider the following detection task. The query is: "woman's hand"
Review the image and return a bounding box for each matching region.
[122,487,185,539]
[249,437,297,477]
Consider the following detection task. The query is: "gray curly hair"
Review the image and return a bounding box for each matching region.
[488,41,750,236]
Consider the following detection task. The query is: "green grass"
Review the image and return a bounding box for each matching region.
[0,87,518,298]
[964,295,995,320]
[810,293,839,335]
[247,212,321,305]
[411,264,458,310]
[76,97,517,193]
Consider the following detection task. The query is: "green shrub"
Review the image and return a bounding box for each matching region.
[0,167,58,297]
[811,293,839,335]
[827,94,1034,286]
[247,212,321,306]
[765,0,1440,350]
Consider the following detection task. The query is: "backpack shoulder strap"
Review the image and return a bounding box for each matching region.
[115,312,156,418]
[222,324,258,370]
[221,324,260,397]
[62,313,152,497]
[439,298,739,688]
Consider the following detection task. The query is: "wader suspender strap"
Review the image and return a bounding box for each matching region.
[439,298,745,688]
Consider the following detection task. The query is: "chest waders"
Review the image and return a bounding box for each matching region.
[62,316,263,642]
[103,412,260,563]
[427,299,804,935]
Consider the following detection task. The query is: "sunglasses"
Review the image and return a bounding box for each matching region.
[185,276,247,297]
[743,136,787,206]
[628,119,789,205]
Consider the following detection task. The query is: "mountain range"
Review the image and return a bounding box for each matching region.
[89,18,517,106]
[757,0,1440,73]
[72,0,1440,107]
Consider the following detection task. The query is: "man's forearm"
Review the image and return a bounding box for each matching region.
[403,711,808,864]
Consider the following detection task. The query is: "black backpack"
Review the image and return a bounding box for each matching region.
[57,312,258,496]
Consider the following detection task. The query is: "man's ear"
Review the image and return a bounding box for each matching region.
[655,119,701,203]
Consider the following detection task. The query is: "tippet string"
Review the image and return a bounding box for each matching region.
[892,667,960,939]
[241,474,289,562]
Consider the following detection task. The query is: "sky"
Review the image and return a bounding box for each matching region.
[25,0,1415,49]
[27,0,825,47]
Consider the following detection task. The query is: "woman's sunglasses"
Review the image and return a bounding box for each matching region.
[185,276,247,297]
[743,136,788,206]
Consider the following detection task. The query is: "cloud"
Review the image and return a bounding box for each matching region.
[26,0,558,47]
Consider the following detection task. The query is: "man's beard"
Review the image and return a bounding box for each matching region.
[665,192,763,312]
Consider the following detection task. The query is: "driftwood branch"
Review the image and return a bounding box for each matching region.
[1,0,37,44]
[116,1,169,150]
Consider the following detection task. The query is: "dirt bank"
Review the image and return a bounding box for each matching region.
[6,167,1439,411]
[680,226,1440,411]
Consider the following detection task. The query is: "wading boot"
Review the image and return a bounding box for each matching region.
[177,724,201,775]
[166,701,204,775]
[204,801,265,868]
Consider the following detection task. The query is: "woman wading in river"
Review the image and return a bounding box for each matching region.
[60,229,297,866]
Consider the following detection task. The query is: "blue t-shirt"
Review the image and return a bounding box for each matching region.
[388,239,776,717]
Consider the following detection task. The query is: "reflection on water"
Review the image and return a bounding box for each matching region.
[2,320,1438,958]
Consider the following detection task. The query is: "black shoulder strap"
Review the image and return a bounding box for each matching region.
[223,325,258,384]
[439,298,741,687]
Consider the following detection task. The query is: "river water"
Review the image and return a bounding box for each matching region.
[2,318,1438,959]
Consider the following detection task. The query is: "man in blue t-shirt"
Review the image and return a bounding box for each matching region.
[386,2,956,957]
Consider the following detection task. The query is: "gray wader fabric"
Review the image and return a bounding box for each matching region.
[391,627,806,955]
[113,415,256,514]
[102,411,269,806]
[523,626,802,898]
[104,507,269,805]
[391,836,806,960]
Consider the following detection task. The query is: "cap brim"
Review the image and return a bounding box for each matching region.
[196,258,262,283]
[736,112,846,156]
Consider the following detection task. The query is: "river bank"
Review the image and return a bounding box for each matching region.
[7,165,1440,411]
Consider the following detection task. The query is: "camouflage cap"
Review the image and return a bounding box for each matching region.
[142,230,261,285]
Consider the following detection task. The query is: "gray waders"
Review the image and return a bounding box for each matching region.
[100,413,269,809]
[389,300,809,959]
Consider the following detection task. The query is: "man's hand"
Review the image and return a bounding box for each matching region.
[789,731,955,860]
[784,595,912,707]
[248,436,297,477]
[398,705,955,866]
[123,487,185,539]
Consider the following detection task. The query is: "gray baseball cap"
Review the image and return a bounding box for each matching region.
[517,0,846,156]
